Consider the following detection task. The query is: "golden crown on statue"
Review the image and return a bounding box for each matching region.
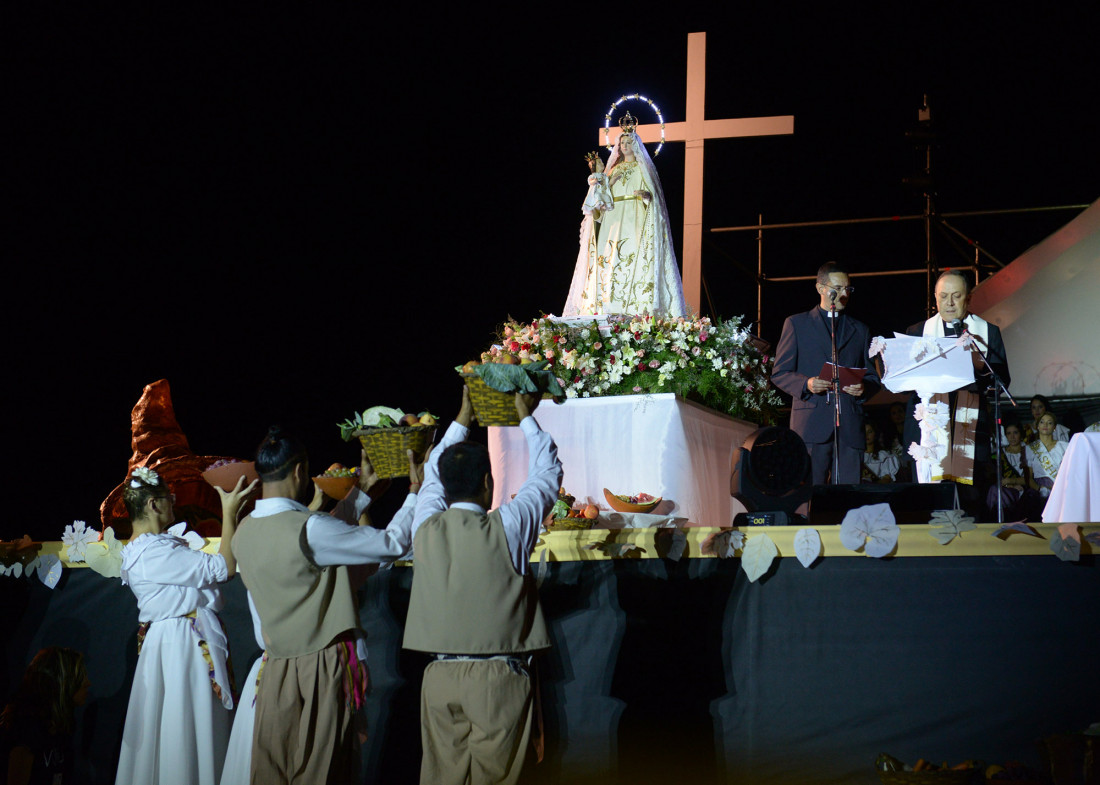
[618,111,638,134]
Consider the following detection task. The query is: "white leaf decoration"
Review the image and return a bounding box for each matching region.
[927,509,977,545]
[61,520,100,563]
[85,527,124,579]
[840,503,899,558]
[36,555,62,589]
[168,522,205,551]
[741,534,778,583]
[2,562,23,578]
[793,528,822,568]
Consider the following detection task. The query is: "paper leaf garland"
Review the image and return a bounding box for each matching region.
[702,530,745,559]
[1085,531,1100,547]
[1050,524,1082,562]
[36,555,62,589]
[167,522,206,551]
[927,509,977,545]
[654,528,687,561]
[793,528,822,568]
[85,527,124,578]
[1,562,23,578]
[840,503,899,558]
[992,521,1041,539]
[61,520,100,563]
[1049,530,1081,562]
[741,534,778,582]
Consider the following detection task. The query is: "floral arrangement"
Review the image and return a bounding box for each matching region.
[480,315,781,423]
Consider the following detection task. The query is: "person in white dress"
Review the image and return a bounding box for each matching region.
[1028,412,1068,500]
[985,421,1041,521]
[1022,395,1070,444]
[861,420,900,483]
[563,113,687,318]
[115,466,257,785]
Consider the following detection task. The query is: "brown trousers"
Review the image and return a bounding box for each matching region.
[420,659,534,785]
[250,645,355,785]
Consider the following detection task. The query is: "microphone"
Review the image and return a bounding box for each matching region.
[828,289,838,303]
[950,318,965,334]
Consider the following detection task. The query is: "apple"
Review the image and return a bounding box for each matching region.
[461,360,480,373]
[497,352,518,365]
[401,414,420,427]
[419,414,437,425]
[583,504,599,520]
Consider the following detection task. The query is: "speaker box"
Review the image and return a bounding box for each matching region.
[807,482,959,526]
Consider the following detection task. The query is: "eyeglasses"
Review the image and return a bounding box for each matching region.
[821,285,856,294]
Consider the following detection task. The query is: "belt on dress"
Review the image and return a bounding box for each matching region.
[613,195,641,202]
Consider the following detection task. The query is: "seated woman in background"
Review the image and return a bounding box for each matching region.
[986,420,1040,521]
[862,420,900,483]
[882,401,914,482]
[1028,412,1068,501]
[0,647,90,785]
[1022,395,1070,443]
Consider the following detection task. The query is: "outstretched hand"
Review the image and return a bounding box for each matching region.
[215,475,260,518]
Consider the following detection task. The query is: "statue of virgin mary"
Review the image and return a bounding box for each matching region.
[563,114,688,318]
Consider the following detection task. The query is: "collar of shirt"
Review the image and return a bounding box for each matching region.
[450,501,487,514]
[817,307,841,318]
[253,497,310,517]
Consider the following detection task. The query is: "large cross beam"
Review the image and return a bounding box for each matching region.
[597,32,794,315]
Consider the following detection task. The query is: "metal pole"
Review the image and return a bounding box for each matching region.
[756,214,763,330]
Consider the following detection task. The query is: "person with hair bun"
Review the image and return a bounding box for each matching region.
[1,647,90,785]
[114,466,257,785]
[1022,395,1069,444]
[230,425,418,785]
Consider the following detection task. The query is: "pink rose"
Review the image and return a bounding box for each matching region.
[649,359,660,369]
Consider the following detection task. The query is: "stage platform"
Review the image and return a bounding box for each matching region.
[5,524,1098,784]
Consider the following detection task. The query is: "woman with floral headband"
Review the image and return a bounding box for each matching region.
[114,465,257,785]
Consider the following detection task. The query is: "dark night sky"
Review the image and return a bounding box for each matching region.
[6,7,1098,540]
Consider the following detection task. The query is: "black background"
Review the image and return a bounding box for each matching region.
[7,7,1097,540]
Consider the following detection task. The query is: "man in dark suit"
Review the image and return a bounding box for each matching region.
[772,261,880,484]
[903,269,1010,513]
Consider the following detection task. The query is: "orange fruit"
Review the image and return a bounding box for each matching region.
[583,504,599,520]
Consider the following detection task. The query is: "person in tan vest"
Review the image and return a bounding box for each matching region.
[231,426,416,785]
[404,388,562,785]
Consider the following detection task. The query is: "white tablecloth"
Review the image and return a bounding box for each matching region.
[488,393,758,526]
[1042,432,1100,522]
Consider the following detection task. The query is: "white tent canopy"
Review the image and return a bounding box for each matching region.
[969,200,1100,399]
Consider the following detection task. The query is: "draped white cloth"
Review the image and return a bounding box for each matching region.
[563,133,687,318]
[1042,432,1100,522]
[488,394,756,526]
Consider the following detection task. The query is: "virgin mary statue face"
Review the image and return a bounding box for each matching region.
[618,133,634,156]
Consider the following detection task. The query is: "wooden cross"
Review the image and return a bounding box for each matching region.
[597,32,794,314]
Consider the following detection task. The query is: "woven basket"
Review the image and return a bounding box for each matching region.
[545,516,594,531]
[352,425,436,479]
[460,372,520,427]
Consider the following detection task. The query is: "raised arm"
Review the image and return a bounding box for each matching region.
[411,386,474,539]
[215,475,259,579]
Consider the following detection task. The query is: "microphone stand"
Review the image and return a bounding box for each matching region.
[955,319,1016,522]
[829,292,841,484]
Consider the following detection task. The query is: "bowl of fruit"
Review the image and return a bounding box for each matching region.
[545,494,599,531]
[202,459,260,492]
[313,464,361,500]
[603,489,662,514]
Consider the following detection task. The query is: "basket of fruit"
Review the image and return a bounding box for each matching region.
[338,406,437,479]
[545,493,598,531]
[458,357,565,428]
[313,464,360,500]
[603,489,662,514]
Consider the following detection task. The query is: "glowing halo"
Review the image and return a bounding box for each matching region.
[603,93,666,155]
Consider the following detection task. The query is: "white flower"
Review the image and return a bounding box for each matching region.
[61,520,100,563]
[908,442,944,462]
[869,336,887,357]
[909,337,943,363]
[131,466,160,487]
